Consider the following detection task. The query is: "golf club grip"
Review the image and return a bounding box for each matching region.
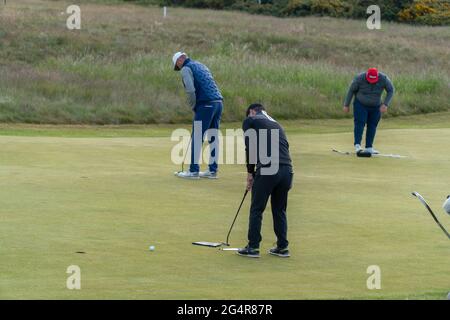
[225,189,249,244]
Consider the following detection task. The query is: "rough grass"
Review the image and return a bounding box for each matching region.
[0,0,449,124]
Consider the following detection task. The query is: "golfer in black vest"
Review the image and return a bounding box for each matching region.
[238,104,293,258]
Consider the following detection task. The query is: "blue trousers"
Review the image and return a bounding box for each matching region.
[353,99,381,148]
[190,101,223,173]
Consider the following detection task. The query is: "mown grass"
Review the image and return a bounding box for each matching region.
[0,0,449,124]
[1,123,450,299]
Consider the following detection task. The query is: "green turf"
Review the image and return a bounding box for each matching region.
[1,111,450,138]
[1,117,449,299]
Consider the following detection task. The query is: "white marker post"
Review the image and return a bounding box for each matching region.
[163,6,167,18]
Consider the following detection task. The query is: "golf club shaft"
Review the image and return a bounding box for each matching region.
[225,189,249,245]
[422,202,450,239]
[181,134,192,172]
[426,205,450,239]
[412,192,450,239]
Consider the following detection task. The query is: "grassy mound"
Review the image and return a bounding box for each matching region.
[0,0,449,124]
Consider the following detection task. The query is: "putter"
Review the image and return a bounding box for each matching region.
[192,241,223,248]
[224,189,249,246]
[412,192,450,240]
[174,134,192,175]
[193,189,249,248]
[332,149,406,159]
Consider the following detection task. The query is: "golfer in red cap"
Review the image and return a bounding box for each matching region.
[343,68,395,154]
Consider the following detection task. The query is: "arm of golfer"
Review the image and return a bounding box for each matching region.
[242,118,255,191]
[343,76,359,108]
[383,76,395,108]
[181,67,196,110]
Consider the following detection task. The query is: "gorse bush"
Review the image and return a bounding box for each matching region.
[398,0,450,25]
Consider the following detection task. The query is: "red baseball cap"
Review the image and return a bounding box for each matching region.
[366,68,379,84]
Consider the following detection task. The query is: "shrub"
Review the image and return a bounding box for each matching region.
[310,0,352,17]
[399,0,450,25]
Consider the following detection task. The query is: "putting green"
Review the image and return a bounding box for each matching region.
[0,118,449,299]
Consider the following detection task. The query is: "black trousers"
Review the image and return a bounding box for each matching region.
[248,165,293,249]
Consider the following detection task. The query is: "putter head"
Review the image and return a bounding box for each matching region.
[412,191,424,200]
[357,150,372,158]
[412,191,426,204]
[192,241,223,248]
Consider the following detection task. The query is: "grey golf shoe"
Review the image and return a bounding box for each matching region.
[237,246,260,258]
[175,171,200,180]
[199,170,218,179]
[268,247,290,258]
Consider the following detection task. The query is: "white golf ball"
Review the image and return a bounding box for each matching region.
[149,245,155,251]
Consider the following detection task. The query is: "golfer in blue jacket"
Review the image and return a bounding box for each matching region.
[172,52,223,179]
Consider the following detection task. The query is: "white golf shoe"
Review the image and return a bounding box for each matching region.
[175,171,200,180]
[365,147,379,154]
[355,144,362,153]
[199,170,218,179]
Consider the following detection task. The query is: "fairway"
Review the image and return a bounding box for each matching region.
[1,116,449,299]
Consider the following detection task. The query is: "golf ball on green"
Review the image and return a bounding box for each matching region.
[149,245,155,251]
